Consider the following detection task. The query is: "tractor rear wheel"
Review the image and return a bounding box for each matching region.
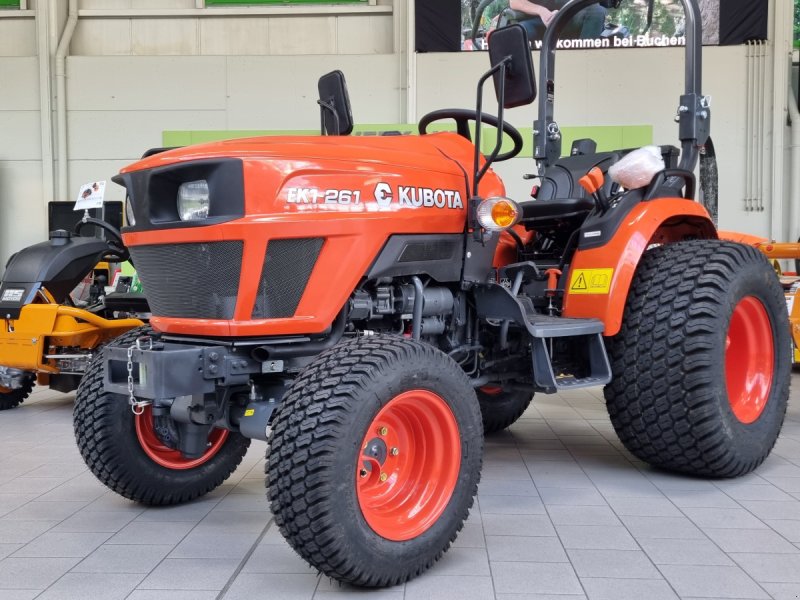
[477,386,533,434]
[605,240,790,477]
[74,327,250,505]
[0,377,34,411]
[267,336,483,587]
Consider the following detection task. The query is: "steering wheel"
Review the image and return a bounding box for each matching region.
[418,109,524,162]
[74,218,131,263]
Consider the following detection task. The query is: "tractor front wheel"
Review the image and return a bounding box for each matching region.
[605,240,790,477]
[74,327,250,505]
[477,386,533,434]
[0,376,34,411]
[267,336,483,587]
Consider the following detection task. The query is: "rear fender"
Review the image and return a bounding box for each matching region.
[562,198,717,336]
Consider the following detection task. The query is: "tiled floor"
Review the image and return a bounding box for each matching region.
[2,380,800,600]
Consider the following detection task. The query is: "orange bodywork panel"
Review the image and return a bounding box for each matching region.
[562,198,717,337]
[122,133,505,337]
[0,305,142,372]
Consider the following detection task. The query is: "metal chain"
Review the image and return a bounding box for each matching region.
[127,338,152,415]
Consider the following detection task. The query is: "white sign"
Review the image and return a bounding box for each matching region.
[75,181,107,210]
[1,289,25,303]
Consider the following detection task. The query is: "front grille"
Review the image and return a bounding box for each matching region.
[129,241,243,319]
[252,238,324,319]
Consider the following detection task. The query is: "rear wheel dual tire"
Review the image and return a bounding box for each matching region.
[267,335,483,587]
[0,377,34,411]
[74,327,250,505]
[605,240,790,477]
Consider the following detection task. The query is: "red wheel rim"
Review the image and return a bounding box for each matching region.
[0,386,11,394]
[135,405,229,470]
[356,389,461,542]
[725,296,774,424]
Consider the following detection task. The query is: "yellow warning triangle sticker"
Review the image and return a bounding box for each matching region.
[572,273,588,290]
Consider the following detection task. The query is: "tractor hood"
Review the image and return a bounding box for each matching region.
[121,133,476,178]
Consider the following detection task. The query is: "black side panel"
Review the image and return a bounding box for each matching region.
[576,189,644,251]
[367,235,464,282]
[253,238,324,319]
[113,158,244,233]
[128,241,243,319]
[0,237,108,310]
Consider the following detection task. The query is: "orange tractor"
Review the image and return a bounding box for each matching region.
[73,0,789,587]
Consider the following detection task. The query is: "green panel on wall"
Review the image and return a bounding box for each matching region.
[206,0,365,4]
[0,0,20,8]
[163,125,653,157]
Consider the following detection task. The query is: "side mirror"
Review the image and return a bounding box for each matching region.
[317,70,354,136]
[488,24,537,109]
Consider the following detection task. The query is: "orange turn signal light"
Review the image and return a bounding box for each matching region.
[477,197,521,231]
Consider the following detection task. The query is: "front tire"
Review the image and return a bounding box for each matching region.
[604,240,790,477]
[74,327,250,505]
[0,376,34,411]
[267,336,483,587]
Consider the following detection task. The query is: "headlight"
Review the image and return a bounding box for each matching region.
[476,197,521,231]
[125,196,135,226]
[177,180,210,221]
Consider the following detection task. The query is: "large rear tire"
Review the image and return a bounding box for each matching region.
[477,386,533,434]
[0,377,34,411]
[267,336,483,587]
[74,327,250,505]
[604,240,790,477]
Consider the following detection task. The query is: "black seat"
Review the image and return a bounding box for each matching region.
[521,197,595,221]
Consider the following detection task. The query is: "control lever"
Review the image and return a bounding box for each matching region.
[578,167,610,213]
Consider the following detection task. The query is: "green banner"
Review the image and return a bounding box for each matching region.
[163,125,653,157]
[206,0,365,5]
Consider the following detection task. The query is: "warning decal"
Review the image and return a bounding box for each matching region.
[569,268,614,295]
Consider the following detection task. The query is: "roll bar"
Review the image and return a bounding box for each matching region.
[533,0,710,172]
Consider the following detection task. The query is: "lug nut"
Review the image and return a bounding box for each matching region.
[390,447,399,456]
[359,469,368,478]
[379,472,388,482]
[379,427,388,436]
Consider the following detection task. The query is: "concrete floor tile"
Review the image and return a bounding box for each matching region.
[451,522,486,548]
[664,489,742,509]
[73,543,173,573]
[0,556,81,590]
[483,513,556,537]
[492,561,582,595]
[765,519,800,543]
[495,595,586,600]
[477,494,546,515]
[221,573,318,600]
[2,500,87,522]
[638,537,734,566]
[704,528,799,554]
[404,575,493,600]
[195,509,271,534]
[682,507,770,530]
[547,505,621,526]
[35,572,144,600]
[243,541,314,574]
[731,552,800,583]
[427,547,490,577]
[477,479,539,496]
[539,487,607,506]
[169,530,259,560]
[135,500,218,522]
[52,509,139,533]
[486,535,568,563]
[720,484,795,502]
[567,548,661,579]
[760,582,800,600]
[127,592,219,600]
[740,500,800,521]
[580,578,678,600]
[315,578,404,595]
[659,565,770,599]
[605,496,682,517]
[556,525,638,550]
[0,591,40,600]
[139,558,240,591]
[0,519,59,544]
[107,521,195,545]
[620,515,706,539]
[12,531,111,558]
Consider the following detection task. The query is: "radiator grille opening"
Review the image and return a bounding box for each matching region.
[252,238,324,319]
[129,241,243,319]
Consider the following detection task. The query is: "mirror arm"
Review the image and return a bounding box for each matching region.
[473,58,511,197]
[317,98,340,136]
